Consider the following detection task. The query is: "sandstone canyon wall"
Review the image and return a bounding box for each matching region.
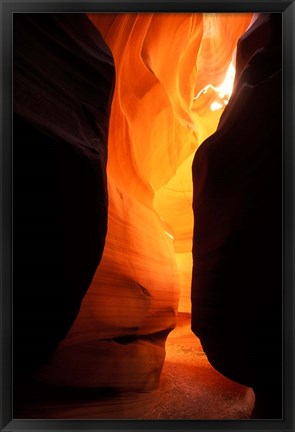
[89,13,252,314]
[191,13,282,418]
[13,13,115,379]
[13,12,261,417]
[33,13,251,393]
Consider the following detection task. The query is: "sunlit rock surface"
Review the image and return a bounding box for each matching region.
[191,13,282,418]
[13,12,256,418]
[88,12,252,317]
[13,13,114,379]
[35,179,179,390]
[35,13,252,393]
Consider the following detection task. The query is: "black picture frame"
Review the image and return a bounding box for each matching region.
[1,1,294,431]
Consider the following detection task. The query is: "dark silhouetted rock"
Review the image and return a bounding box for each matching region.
[191,13,282,418]
[13,13,115,380]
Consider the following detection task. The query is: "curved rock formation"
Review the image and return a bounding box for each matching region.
[191,13,282,418]
[88,11,252,315]
[13,13,115,379]
[14,12,259,418]
[34,13,251,394]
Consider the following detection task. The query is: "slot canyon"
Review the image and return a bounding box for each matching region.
[13,11,282,419]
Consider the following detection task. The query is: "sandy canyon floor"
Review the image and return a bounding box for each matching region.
[15,312,254,420]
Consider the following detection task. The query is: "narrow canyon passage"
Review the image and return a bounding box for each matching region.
[13,12,282,419]
[31,10,251,399]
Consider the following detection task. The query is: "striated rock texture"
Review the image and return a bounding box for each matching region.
[13,14,115,379]
[191,13,282,418]
[13,12,257,418]
[33,14,251,395]
[87,12,252,315]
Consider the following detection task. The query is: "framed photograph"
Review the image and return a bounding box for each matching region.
[1,1,294,431]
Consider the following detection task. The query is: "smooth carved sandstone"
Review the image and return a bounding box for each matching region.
[88,11,251,315]
[35,13,252,392]
[14,12,267,418]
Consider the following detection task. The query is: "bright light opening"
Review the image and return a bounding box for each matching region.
[194,60,236,111]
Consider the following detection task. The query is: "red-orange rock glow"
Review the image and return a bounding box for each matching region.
[35,12,252,397]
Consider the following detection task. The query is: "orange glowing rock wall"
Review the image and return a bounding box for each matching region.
[36,13,252,390]
[89,13,252,313]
